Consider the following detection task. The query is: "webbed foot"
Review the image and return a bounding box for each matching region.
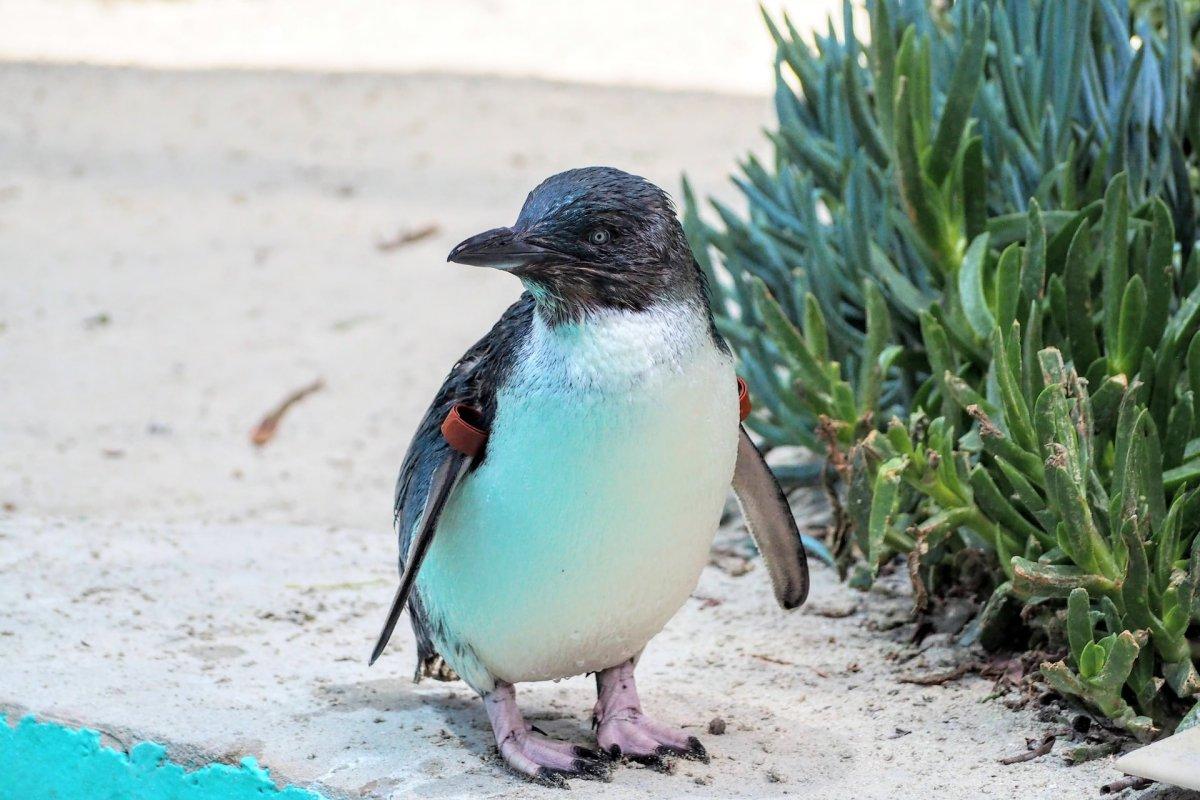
[483,683,612,786]
[593,659,709,770]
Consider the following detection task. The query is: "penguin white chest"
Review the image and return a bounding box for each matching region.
[419,305,739,688]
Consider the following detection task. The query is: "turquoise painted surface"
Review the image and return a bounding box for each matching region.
[0,716,326,800]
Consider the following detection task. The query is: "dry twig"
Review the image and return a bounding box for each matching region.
[752,653,797,667]
[1099,776,1153,794]
[997,733,1056,765]
[376,223,440,252]
[898,660,981,685]
[250,379,325,447]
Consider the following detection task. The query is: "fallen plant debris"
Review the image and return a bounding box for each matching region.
[1099,775,1153,794]
[895,650,1061,716]
[376,222,440,252]
[752,653,796,667]
[997,733,1056,765]
[83,312,110,329]
[250,378,325,447]
[898,661,981,686]
[1061,741,1119,765]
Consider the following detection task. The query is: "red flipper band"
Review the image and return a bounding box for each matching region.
[442,404,488,457]
[737,377,751,422]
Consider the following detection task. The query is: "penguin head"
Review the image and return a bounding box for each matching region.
[447,167,703,322]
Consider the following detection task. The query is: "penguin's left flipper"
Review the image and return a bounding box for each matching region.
[731,425,810,610]
[370,449,473,665]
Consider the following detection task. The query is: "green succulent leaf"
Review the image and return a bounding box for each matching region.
[1093,631,1140,694]
[1079,641,1106,680]
[1010,558,1117,599]
[868,456,909,575]
[1101,174,1131,360]
[1021,200,1047,302]
[927,5,990,186]
[1115,274,1147,375]
[959,233,994,339]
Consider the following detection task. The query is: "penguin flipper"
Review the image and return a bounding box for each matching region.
[370,449,472,665]
[731,425,809,610]
[376,294,534,670]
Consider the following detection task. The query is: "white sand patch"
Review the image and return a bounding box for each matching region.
[0,0,858,95]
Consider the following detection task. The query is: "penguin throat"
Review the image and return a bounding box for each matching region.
[520,300,717,391]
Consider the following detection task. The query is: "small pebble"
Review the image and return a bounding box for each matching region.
[708,717,727,735]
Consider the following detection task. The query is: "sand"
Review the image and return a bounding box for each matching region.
[0,53,1170,800]
[0,514,1140,799]
[0,0,855,96]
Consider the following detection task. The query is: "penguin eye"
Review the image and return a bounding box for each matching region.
[586,227,611,246]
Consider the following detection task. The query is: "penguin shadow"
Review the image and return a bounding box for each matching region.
[315,678,594,764]
[424,693,597,766]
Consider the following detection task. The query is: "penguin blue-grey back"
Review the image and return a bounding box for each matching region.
[372,167,807,785]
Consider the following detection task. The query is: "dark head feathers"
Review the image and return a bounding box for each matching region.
[448,167,709,326]
[517,167,677,229]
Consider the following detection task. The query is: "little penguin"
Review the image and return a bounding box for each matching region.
[370,166,808,785]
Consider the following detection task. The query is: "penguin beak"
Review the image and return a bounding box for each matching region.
[447,227,563,271]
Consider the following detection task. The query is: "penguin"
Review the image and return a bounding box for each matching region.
[371,167,808,785]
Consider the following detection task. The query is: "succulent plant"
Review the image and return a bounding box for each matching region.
[814,181,1198,735]
[683,0,1197,453]
[1041,589,1156,739]
[686,0,1200,733]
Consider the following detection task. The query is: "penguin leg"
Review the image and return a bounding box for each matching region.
[593,658,709,770]
[482,682,611,786]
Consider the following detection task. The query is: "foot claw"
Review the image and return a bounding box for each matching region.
[572,758,613,781]
[533,767,569,789]
[596,713,706,771]
[685,736,710,763]
[495,724,606,785]
[629,750,675,773]
[572,745,603,761]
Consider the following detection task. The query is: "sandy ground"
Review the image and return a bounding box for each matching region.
[0,0,854,96]
[0,517,1139,799]
[0,62,766,528]
[0,62,1177,797]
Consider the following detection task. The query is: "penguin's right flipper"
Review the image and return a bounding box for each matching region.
[731,425,810,610]
[370,449,472,665]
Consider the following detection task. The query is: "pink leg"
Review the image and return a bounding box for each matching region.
[593,658,708,770]
[483,682,611,786]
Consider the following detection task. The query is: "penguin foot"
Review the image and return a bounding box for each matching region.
[596,714,708,769]
[594,659,710,769]
[484,682,613,786]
